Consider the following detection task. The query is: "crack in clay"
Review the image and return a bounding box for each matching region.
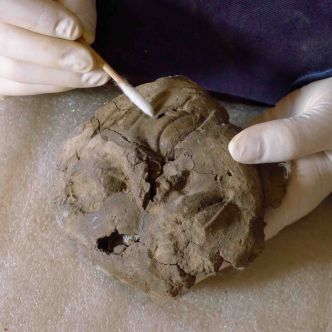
[107,129,166,209]
[196,110,217,131]
[90,118,101,139]
[143,160,162,207]
[98,101,128,129]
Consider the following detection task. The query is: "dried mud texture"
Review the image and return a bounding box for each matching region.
[58,76,286,297]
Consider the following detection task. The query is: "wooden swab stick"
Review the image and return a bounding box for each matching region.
[80,39,154,117]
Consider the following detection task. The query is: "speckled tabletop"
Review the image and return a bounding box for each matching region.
[0,85,331,332]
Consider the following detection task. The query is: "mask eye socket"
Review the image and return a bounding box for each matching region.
[179,191,224,216]
[102,167,127,195]
[65,163,129,214]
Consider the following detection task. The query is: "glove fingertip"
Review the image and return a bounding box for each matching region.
[228,131,263,164]
[228,137,241,162]
[55,15,83,40]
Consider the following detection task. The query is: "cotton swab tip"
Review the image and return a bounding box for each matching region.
[117,81,154,117]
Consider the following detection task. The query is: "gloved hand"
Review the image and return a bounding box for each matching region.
[229,77,332,240]
[0,0,109,96]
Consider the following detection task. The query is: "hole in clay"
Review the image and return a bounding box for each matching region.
[97,229,124,255]
[97,230,140,255]
[157,113,165,119]
[227,170,232,177]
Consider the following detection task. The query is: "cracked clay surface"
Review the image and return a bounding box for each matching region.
[58,76,285,297]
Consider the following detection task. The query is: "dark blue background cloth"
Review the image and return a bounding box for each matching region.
[95,0,332,105]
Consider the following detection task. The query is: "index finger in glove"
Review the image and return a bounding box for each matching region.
[0,0,82,40]
[59,0,97,44]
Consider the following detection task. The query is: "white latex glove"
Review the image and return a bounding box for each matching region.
[229,77,332,240]
[0,0,109,96]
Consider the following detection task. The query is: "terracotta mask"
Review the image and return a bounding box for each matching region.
[58,77,285,297]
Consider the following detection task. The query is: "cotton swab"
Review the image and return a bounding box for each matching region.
[81,40,154,117]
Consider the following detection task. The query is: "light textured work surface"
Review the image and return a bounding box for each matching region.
[0,86,331,332]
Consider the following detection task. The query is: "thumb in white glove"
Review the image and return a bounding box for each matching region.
[228,77,332,240]
[0,0,109,96]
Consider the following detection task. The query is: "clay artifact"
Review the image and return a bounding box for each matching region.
[58,76,286,297]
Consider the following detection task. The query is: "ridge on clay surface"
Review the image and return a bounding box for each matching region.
[58,76,284,297]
